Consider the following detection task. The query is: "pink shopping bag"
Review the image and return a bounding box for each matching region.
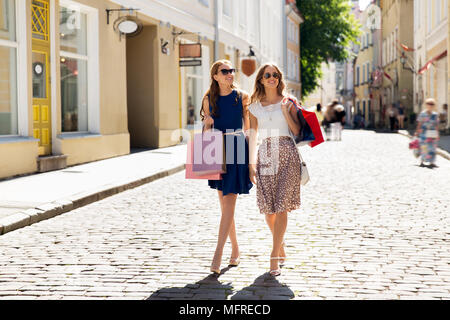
[409,139,419,149]
[185,140,222,180]
[192,130,226,175]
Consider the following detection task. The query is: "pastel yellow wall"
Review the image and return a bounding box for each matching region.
[0,140,38,179]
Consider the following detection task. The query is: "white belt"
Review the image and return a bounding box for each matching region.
[223,129,244,136]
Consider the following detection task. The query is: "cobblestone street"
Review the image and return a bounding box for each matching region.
[0,130,449,300]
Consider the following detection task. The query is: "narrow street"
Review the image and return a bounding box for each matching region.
[0,130,449,300]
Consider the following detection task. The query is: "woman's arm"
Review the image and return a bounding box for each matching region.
[248,112,258,184]
[281,100,301,136]
[202,96,214,131]
[414,121,422,137]
[242,92,250,136]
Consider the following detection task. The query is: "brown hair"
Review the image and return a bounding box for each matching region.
[250,63,286,104]
[200,60,240,120]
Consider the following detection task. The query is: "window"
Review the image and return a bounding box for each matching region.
[185,66,203,126]
[239,0,246,26]
[367,62,370,82]
[430,66,434,97]
[294,24,298,44]
[391,32,394,62]
[428,0,432,33]
[59,1,98,133]
[222,0,230,16]
[363,64,366,83]
[356,66,360,86]
[394,28,398,60]
[198,0,209,7]
[0,0,18,135]
[437,0,442,24]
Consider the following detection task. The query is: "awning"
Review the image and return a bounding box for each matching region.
[418,50,447,74]
[383,71,392,81]
[400,43,415,52]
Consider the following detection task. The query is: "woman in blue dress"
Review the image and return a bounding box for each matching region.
[414,98,440,168]
[201,60,253,275]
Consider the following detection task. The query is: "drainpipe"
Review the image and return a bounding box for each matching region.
[282,0,287,75]
[214,0,219,61]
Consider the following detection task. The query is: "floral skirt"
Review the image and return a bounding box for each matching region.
[256,136,301,215]
[419,136,438,163]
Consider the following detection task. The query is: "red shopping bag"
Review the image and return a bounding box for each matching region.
[287,97,324,148]
[185,140,222,180]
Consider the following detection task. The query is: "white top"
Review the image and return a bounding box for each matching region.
[248,101,293,141]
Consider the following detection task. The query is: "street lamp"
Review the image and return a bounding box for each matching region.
[400,52,415,73]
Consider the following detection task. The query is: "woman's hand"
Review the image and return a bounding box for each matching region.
[249,164,257,185]
[281,97,292,115]
[203,115,214,130]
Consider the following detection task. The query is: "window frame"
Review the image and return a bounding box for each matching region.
[58,0,99,135]
[0,0,28,138]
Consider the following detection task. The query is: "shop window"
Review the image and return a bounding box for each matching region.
[0,0,18,135]
[59,2,92,132]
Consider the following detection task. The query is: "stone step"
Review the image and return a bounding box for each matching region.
[37,154,68,173]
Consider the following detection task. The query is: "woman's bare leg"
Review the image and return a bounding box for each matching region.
[217,191,239,258]
[265,213,286,258]
[211,191,238,270]
[270,211,288,271]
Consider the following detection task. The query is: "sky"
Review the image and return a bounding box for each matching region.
[359,0,371,10]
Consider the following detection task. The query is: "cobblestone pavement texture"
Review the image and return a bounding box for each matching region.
[0,131,449,300]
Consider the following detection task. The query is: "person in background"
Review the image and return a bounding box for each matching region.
[315,103,324,126]
[439,104,448,133]
[387,104,398,131]
[414,98,440,168]
[333,103,346,141]
[397,102,406,129]
[323,101,338,140]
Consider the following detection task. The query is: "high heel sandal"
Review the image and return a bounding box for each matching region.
[228,256,240,267]
[210,255,222,275]
[269,257,282,277]
[210,266,221,275]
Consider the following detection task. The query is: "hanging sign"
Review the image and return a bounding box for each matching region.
[179,59,202,67]
[179,43,202,58]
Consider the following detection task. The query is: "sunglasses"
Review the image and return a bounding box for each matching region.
[263,72,280,79]
[219,68,236,75]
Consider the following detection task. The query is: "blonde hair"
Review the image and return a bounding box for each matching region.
[200,60,240,120]
[250,63,286,104]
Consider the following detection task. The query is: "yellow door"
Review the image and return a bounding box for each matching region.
[31,0,51,156]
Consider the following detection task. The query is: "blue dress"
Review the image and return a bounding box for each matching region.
[208,90,253,195]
